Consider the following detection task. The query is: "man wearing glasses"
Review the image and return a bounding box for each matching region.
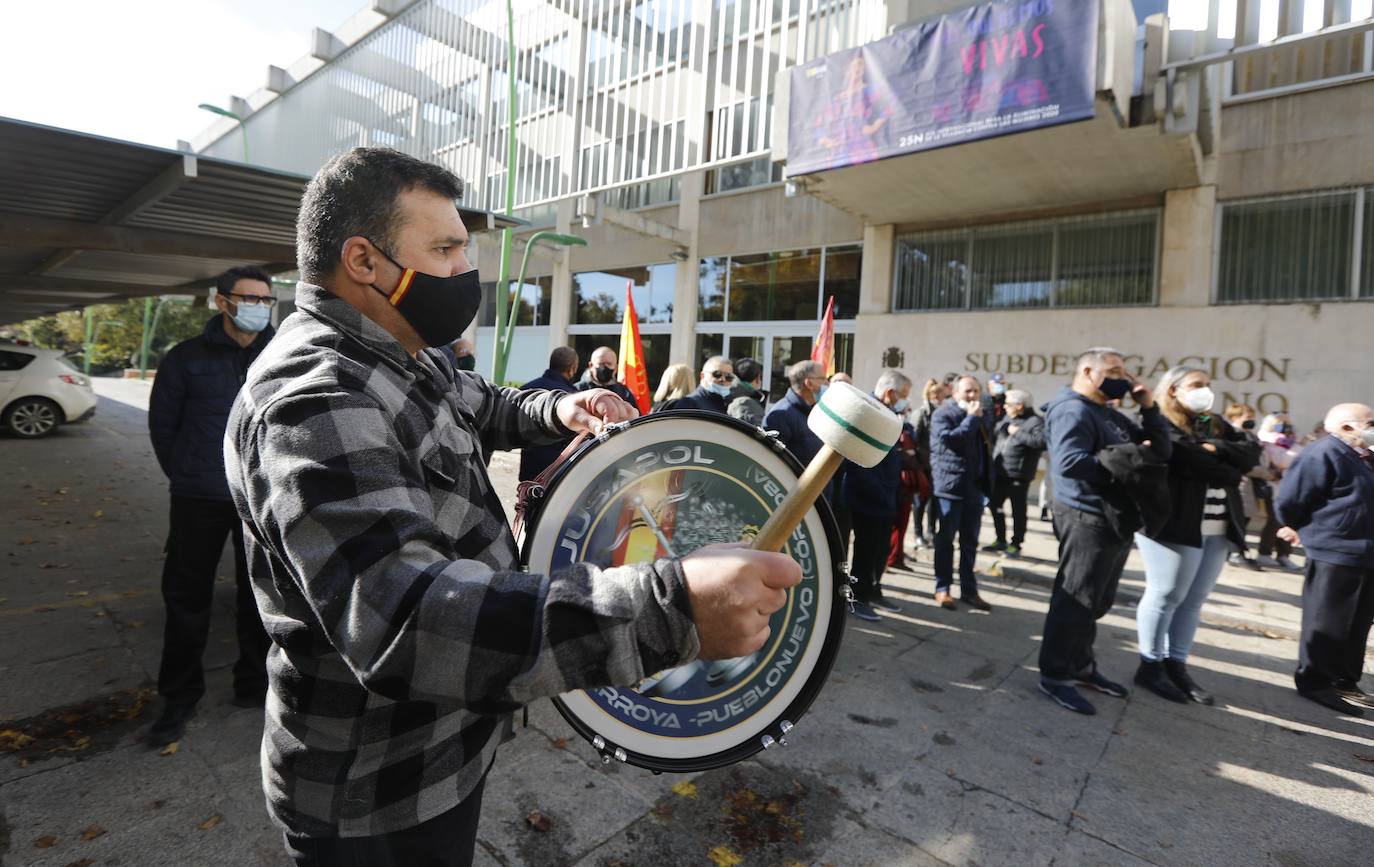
[659,355,736,414]
[146,265,277,746]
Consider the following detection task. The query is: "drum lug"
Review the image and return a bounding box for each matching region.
[596,421,631,442]
[840,577,857,611]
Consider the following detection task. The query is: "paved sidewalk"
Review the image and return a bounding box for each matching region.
[0,382,1371,866]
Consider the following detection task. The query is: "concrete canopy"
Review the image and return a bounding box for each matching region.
[0,117,524,325]
[785,102,1203,228]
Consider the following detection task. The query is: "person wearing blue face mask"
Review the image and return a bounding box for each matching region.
[658,355,736,414]
[147,265,277,747]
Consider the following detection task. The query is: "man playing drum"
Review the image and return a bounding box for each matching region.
[223,147,801,866]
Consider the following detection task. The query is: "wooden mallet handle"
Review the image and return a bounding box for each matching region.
[751,444,845,553]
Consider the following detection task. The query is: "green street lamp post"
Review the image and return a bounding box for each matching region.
[197,102,249,163]
[489,0,520,385]
[492,231,587,383]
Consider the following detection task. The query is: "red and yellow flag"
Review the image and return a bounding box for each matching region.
[618,280,652,415]
[811,295,836,377]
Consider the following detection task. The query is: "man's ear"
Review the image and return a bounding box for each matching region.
[340,236,381,286]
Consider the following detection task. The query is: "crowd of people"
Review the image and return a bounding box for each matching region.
[137,147,1371,864]
[511,343,1374,720]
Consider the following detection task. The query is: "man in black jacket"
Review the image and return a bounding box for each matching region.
[575,345,636,404]
[986,389,1046,557]
[518,346,580,482]
[659,355,734,414]
[146,266,276,745]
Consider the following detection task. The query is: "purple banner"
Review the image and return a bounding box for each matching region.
[786,0,1100,175]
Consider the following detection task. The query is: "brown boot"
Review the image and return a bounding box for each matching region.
[934,591,957,610]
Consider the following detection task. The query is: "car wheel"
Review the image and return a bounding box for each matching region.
[3,397,62,438]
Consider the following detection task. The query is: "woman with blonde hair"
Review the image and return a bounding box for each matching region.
[1132,366,1260,704]
[651,363,695,412]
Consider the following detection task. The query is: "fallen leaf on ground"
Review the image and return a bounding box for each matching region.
[92,511,104,519]
[1,729,36,750]
[63,859,95,867]
[1354,753,1374,763]
[33,835,57,848]
[197,814,222,831]
[66,591,89,598]
[525,810,553,832]
[1071,810,1089,822]
[707,845,744,867]
[18,537,35,545]
[1031,756,1043,765]
[671,780,698,799]
[550,737,567,749]
[160,741,180,756]
[80,825,106,841]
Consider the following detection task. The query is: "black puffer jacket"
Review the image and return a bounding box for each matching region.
[1148,416,1261,549]
[993,410,1046,481]
[149,314,273,500]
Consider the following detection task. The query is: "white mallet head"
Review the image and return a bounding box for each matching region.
[807,381,902,467]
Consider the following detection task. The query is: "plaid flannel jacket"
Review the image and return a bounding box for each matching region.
[224,282,700,837]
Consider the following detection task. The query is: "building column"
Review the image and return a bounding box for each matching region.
[670,170,706,366]
[859,223,894,316]
[1158,185,1216,308]
[547,198,577,352]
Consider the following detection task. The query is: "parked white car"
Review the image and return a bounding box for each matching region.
[0,343,97,438]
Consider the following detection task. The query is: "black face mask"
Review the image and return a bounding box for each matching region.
[1099,377,1133,401]
[454,354,476,372]
[594,366,615,384]
[368,242,481,349]
[1241,419,1256,431]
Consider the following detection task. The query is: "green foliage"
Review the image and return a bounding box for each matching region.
[12,296,213,371]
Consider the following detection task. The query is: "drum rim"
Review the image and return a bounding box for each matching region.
[521,411,849,772]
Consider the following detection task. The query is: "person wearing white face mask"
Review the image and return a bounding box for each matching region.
[146,265,278,746]
[1131,367,1260,705]
[1276,403,1374,716]
[659,355,735,414]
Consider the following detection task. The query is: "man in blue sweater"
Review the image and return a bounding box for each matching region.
[1277,403,1374,716]
[1037,348,1171,715]
[147,266,276,745]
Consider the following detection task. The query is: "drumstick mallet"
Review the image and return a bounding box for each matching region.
[751,381,903,554]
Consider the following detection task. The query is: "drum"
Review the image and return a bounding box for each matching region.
[520,411,848,772]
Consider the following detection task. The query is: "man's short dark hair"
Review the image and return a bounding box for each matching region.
[215,265,272,295]
[296,147,466,283]
[549,346,578,373]
[734,357,762,384]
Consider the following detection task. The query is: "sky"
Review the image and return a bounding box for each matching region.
[0,0,362,150]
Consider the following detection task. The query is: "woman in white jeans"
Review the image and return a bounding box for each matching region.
[1133,367,1262,704]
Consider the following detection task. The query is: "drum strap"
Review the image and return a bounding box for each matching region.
[513,431,592,541]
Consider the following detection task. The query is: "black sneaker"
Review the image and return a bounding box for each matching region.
[147,702,196,747]
[981,541,1007,552]
[1077,669,1129,699]
[1039,680,1096,715]
[1133,660,1187,704]
[849,601,881,622]
[960,594,992,612]
[1004,544,1022,558]
[1163,659,1214,705]
[872,592,902,613]
[1299,687,1364,716]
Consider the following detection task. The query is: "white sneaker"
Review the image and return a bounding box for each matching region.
[1255,555,1279,568]
[1276,556,1302,572]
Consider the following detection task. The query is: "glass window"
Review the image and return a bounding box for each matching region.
[1056,214,1157,307]
[970,229,1054,309]
[695,333,724,370]
[1363,193,1374,299]
[479,277,552,328]
[573,263,676,324]
[1217,192,1355,304]
[822,245,862,319]
[893,233,969,311]
[0,349,35,371]
[729,249,822,321]
[698,257,727,321]
[707,157,783,194]
[894,210,1158,311]
[768,335,813,403]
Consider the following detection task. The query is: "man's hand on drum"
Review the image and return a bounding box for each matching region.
[557,389,639,435]
[680,545,802,659]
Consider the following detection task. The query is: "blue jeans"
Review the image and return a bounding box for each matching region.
[934,495,982,595]
[1134,533,1230,662]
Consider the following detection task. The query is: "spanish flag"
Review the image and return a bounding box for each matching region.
[811,295,836,377]
[618,280,652,415]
